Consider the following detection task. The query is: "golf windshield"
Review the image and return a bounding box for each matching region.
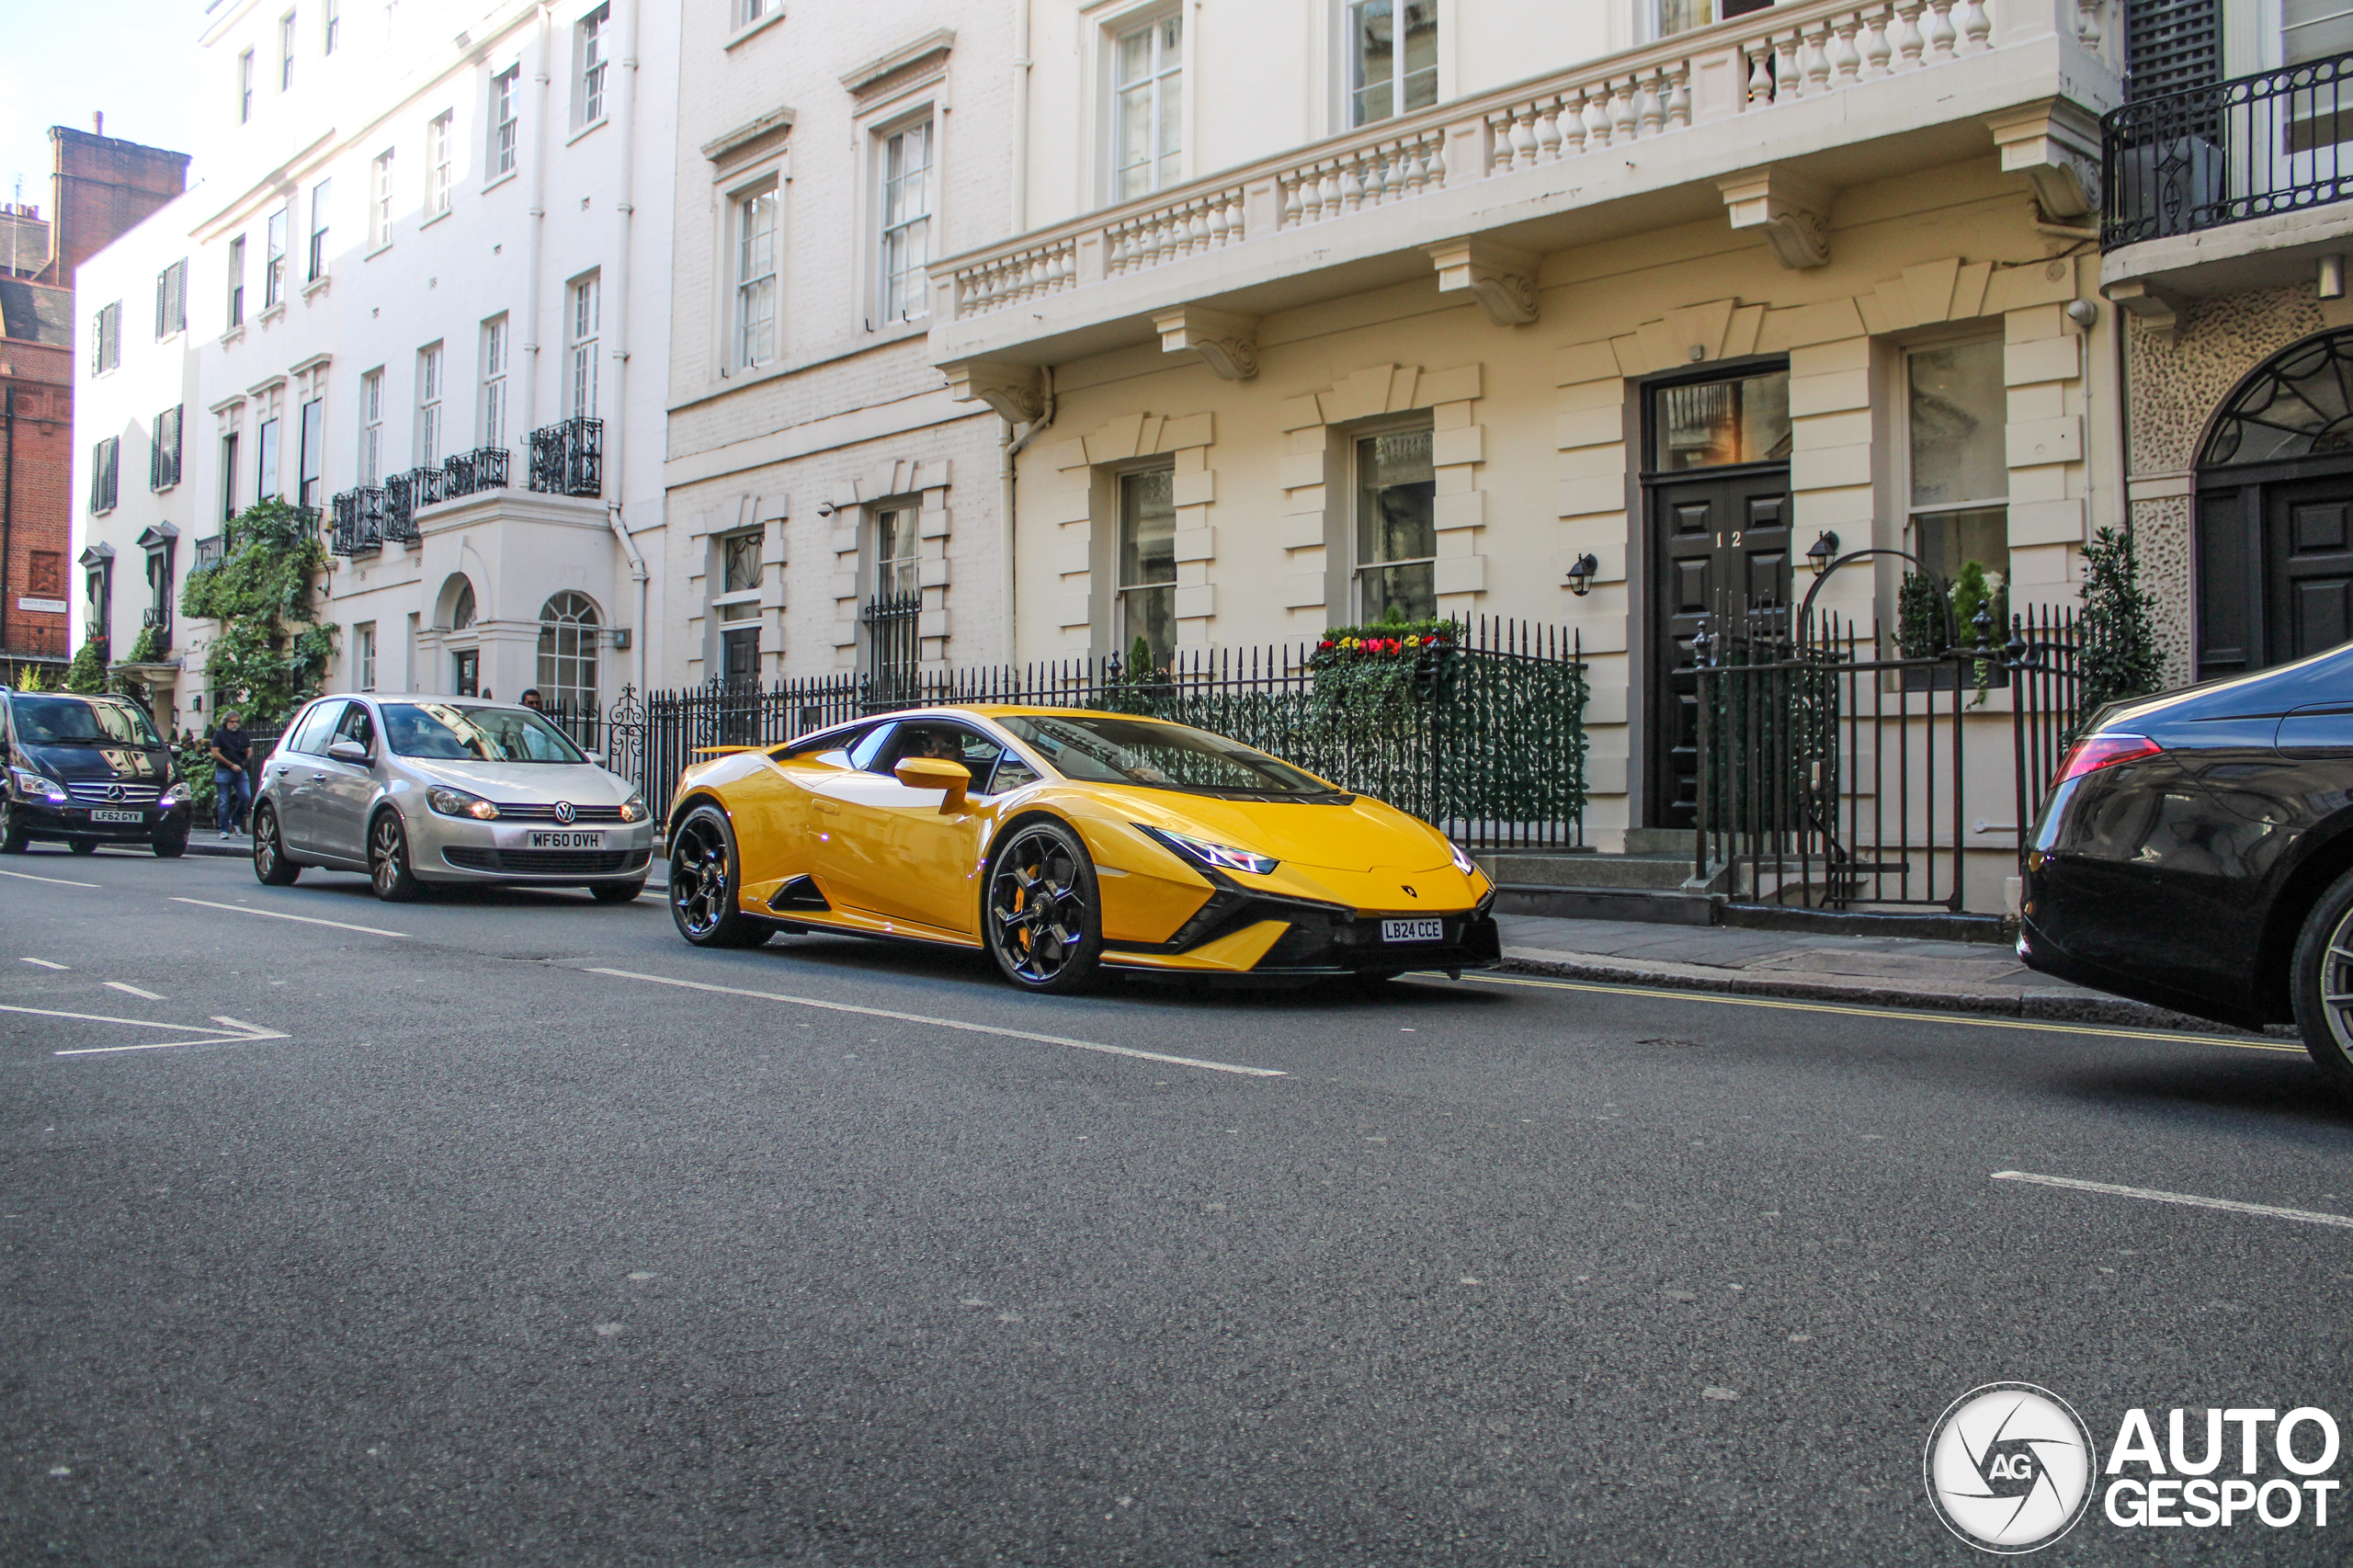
[382,702,586,763]
[11,694,163,747]
[997,714,1338,798]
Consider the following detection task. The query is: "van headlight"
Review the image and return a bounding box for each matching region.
[618,793,648,823]
[8,767,66,805]
[161,780,193,806]
[426,785,500,820]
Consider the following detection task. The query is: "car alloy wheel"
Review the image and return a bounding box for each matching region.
[0,797,25,854]
[667,805,767,948]
[253,806,299,885]
[369,812,420,902]
[985,821,1101,992]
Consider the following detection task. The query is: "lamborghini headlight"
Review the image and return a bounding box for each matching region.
[1139,824,1279,876]
[1450,841,1478,875]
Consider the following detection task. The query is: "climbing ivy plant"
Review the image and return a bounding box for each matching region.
[2077,525,2163,725]
[179,497,335,729]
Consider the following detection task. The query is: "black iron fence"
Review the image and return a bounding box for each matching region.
[1695,606,2083,913]
[561,618,1589,849]
[529,417,602,498]
[860,593,923,706]
[2103,50,2353,247]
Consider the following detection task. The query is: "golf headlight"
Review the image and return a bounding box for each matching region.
[161,780,193,806]
[1450,841,1477,875]
[426,785,500,820]
[9,767,66,805]
[618,794,648,823]
[1139,824,1279,876]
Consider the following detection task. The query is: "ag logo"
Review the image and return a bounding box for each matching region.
[1925,1382,2097,1553]
[552,801,575,824]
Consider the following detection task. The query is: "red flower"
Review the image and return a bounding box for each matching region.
[1318,640,1335,650]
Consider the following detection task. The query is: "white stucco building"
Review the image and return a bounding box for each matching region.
[75,0,678,733]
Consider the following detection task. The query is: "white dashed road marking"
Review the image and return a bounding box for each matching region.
[19,958,69,971]
[1993,1170,2353,1232]
[587,967,1287,1078]
[0,868,100,889]
[104,982,165,1001]
[168,897,408,938]
[0,1003,290,1057]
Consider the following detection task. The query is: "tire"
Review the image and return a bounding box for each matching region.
[67,839,98,856]
[667,805,768,948]
[983,818,1105,994]
[253,804,300,885]
[369,811,422,903]
[152,831,188,858]
[0,797,25,854]
[2291,865,2353,1088]
[590,879,646,904]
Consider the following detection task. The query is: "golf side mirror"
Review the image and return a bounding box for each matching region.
[892,756,972,814]
[327,738,369,766]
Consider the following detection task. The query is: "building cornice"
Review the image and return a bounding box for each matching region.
[840,29,955,96]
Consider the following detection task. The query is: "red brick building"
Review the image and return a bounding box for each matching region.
[1,125,187,683]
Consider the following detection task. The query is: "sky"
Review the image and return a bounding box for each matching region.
[0,0,214,216]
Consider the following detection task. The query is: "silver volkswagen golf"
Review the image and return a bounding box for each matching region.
[251,695,654,902]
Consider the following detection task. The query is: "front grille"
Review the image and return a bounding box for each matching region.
[442,846,648,875]
[65,781,161,805]
[489,803,626,822]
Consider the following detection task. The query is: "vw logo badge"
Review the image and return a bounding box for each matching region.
[106,783,125,803]
[552,801,576,824]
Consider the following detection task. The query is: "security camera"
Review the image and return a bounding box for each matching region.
[814,500,836,517]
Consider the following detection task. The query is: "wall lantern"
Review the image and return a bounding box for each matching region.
[1565,552,1599,597]
[1805,530,1840,574]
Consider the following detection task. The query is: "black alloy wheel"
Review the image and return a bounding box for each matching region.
[2293,866,2353,1090]
[668,805,767,948]
[369,812,421,903]
[253,805,300,885]
[0,797,24,854]
[984,819,1103,994]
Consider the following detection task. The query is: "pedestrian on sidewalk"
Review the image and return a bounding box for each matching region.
[518,688,543,712]
[209,710,252,838]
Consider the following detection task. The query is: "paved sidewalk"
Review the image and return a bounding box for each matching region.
[1495,913,2277,1035]
[186,831,252,858]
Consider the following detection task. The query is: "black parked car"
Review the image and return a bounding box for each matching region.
[2018,642,2353,1081]
[0,687,194,857]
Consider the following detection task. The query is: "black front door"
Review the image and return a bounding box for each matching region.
[1648,466,1792,830]
[2267,478,2353,665]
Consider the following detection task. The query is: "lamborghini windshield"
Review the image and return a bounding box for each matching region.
[997,713,1340,799]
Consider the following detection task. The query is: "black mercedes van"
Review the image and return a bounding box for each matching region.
[0,687,193,857]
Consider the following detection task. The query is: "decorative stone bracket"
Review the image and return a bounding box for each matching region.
[1717,167,1832,270]
[943,359,1046,425]
[1427,239,1540,325]
[1985,98,2103,222]
[2102,278,2183,340]
[1153,306,1259,381]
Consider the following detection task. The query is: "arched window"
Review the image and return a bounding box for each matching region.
[450,579,476,630]
[2200,328,2353,467]
[536,591,599,722]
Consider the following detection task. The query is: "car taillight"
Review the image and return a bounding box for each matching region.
[2052,733,2162,787]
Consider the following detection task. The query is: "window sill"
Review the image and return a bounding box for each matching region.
[301,274,330,301]
[565,117,608,148]
[220,325,246,347]
[421,206,453,230]
[259,302,288,327]
[723,7,787,51]
[366,242,393,261]
[863,314,930,348]
[481,168,519,195]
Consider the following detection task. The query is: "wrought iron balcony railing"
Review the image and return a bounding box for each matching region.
[193,534,225,571]
[443,445,511,498]
[380,475,421,545]
[2103,51,2353,249]
[330,489,383,555]
[529,417,603,498]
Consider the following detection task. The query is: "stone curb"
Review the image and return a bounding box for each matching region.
[1495,949,2279,1040]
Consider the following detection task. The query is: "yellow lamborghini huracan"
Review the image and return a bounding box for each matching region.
[663,707,1501,992]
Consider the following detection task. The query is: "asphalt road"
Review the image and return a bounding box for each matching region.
[5,846,2351,1565]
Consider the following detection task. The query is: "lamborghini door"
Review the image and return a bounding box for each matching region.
[804,721,1001,934]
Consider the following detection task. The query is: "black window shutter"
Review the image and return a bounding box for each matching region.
[2127,0,2222,100]
[151,418,161,491]
[171,406,183,484]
